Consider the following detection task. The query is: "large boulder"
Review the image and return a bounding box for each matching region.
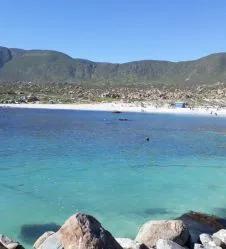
[178,212,226,244]
[59,213,123,249]
[135,220,189,248]
[156,239,185,249]
[0,234,24,249]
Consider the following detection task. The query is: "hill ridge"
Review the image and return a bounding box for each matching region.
[1,46,226,86]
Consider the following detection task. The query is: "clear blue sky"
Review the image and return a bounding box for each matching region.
[1,0,226,63]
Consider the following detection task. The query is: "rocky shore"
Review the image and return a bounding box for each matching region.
[2,212,226,249]
[1,82,226,106]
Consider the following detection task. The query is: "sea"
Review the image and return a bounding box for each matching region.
[1,107,226,248]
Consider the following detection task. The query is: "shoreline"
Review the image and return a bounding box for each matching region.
[0,102,226,116]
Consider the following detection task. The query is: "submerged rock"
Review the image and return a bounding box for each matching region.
[0,234,24,249]
[59,213,123,249]
[135,220,189,248]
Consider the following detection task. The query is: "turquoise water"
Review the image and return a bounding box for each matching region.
[1,108,226,247]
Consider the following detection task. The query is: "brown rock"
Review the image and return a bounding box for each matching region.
[59,213,123,249]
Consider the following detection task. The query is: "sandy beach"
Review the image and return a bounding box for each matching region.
[0,102,226,116]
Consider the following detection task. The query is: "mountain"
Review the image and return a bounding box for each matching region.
[1,46,226,86]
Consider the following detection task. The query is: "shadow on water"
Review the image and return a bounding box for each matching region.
[19,223,60,245]
[137,207,178,217]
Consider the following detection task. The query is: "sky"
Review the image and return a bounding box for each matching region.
[1,0,226,63]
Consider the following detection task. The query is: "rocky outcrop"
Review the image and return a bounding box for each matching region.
[59,213,123,249]
[135,220,189,248]
[0,234,24,249]
[33,213,123,249]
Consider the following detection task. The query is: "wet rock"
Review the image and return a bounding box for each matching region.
[59,213,123,249]
[0,234,24,249]
[178,212,226,244]
[156,239,185,249]
[135,220,189,248]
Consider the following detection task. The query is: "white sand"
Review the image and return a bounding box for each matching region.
[0,102,225,116]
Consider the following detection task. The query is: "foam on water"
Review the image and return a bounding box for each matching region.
[1,108,226,247]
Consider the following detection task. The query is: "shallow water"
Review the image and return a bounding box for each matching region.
[1,108,226,247]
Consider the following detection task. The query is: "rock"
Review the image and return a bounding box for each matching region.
[59,213,123,249]
[213,230,226,244]
[194,243,222,249]
[34,232,63,249]
[156,239,185,249]
[27,95,39,102]
[116,238,148,249]
[200,234,224,248]
[33,231,55,249]
[211,238,225,248]
[200,234,213,246]
[178,212,226,244]
[0,234,24,249]
[194,244,205,249]
[135,220,189,248]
